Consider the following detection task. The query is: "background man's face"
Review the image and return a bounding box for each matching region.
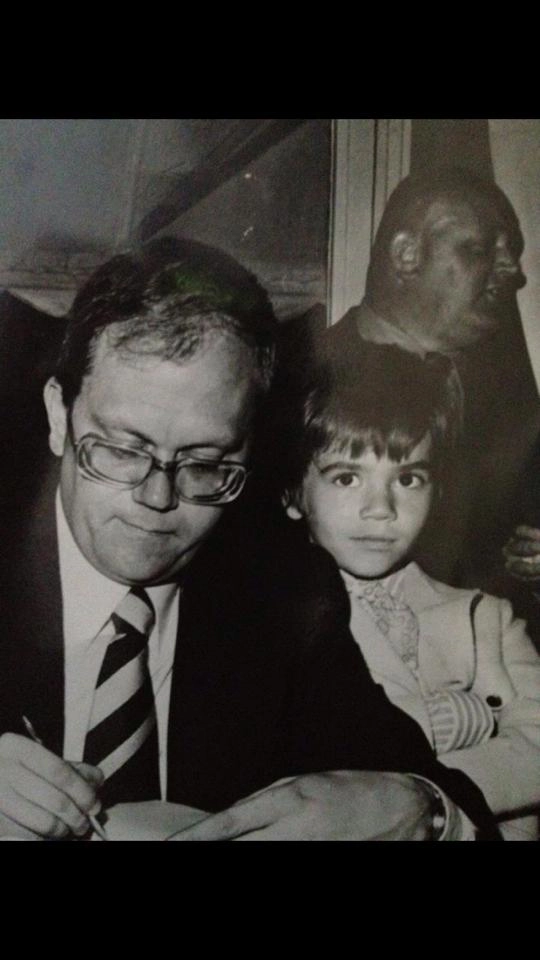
[414,197,523,353]
[45,333,259,585]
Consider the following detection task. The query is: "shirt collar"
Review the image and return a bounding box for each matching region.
[355,302,432,358]
[340,561,415,600]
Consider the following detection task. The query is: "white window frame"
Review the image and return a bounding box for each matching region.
[327,119,411,326]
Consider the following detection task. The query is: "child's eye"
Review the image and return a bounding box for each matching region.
[332,472,360,488]
[398,471,429,489]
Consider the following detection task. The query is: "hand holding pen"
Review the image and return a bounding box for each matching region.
[0,718,107,841]
[22,717,109,841]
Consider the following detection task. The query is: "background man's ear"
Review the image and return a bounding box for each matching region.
[281,489,304,521]
[390,230,421,279]
[43,377,68,457]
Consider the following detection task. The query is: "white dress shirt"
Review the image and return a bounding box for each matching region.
[56,490,179,797]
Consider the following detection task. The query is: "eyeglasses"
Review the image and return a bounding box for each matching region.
[70,432,249,505]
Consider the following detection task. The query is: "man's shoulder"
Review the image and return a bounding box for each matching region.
[0,455,59,571]
[325,304,364,348]
[185,509,349,632]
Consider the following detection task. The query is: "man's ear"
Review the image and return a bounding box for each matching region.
[43,377,68,457]
[281,488,304,521]
[390,230,421,279]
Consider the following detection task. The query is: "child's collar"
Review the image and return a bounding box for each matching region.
[339,562,415,598]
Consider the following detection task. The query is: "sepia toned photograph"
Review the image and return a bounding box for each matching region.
[0,118,538,840]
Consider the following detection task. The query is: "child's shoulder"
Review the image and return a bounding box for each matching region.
[408,563,516,619]
[405,562,486,604]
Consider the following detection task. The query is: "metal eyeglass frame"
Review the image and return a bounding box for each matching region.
[68,424,249,505]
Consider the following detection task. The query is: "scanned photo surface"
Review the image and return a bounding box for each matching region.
[0,118,538,840]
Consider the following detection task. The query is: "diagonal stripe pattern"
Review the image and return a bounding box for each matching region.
[83,587,161,804]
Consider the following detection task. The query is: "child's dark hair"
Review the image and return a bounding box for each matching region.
[274,338,462,496]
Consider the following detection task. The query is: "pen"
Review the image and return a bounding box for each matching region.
[21,715,109,841]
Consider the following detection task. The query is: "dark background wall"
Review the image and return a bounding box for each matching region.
[410,118,494,178]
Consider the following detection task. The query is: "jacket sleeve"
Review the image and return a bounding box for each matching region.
[280,554,501,839]
[440,594,540,817]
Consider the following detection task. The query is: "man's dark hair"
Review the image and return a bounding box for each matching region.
[55,236,277,408]
[366,166,524,299]
[275,339,461,496]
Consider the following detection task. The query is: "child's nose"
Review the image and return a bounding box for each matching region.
[359,484,397,520]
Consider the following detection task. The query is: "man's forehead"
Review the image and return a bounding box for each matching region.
[84,328,260,384]
[423,190,523,247]
[75,330,261,433]
[423,196,492,237]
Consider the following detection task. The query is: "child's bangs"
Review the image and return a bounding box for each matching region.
[311,395,430,464]
[317,421,426,464]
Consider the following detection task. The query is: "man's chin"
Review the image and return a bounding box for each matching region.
[458,311,501,348]
[95,542,204,586]
[474,295,515,331]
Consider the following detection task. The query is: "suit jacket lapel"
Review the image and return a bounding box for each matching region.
[401,564,477,691]
[0,458,65,751]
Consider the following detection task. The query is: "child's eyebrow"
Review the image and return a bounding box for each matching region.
[316,459,362,474]
[316,458,433,474]
[398,460,432,472]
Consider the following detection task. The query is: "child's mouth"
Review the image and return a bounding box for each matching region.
[352,536,397,549]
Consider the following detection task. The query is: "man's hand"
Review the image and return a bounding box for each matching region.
[0,733,103,840]
[503,524,540,581]
[166,771,434,841]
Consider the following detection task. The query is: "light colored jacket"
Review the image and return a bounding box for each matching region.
[347,562,540,840]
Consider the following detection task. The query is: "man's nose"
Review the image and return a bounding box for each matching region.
[359,484,396,520]
[132,466,178,511]
[491,233,526,291]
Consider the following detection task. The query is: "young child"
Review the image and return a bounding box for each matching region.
[278,339,540,840]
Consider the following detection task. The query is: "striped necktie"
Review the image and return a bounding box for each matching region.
[83,586,161,805]
[345,577,420,676]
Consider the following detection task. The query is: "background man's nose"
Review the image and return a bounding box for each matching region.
[132,467,178,511]
[492,233,526,290]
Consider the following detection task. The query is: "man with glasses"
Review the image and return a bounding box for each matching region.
[0,237,498,840]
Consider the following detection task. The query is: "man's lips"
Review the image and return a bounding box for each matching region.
[485,287,504,304]
[482,283,517,309]
[116,517,175,536]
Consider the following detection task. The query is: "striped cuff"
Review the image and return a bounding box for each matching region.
[425,689,495,754]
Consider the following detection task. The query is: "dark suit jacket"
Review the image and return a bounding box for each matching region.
[0,454,501,838]
[0,291,66,509]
